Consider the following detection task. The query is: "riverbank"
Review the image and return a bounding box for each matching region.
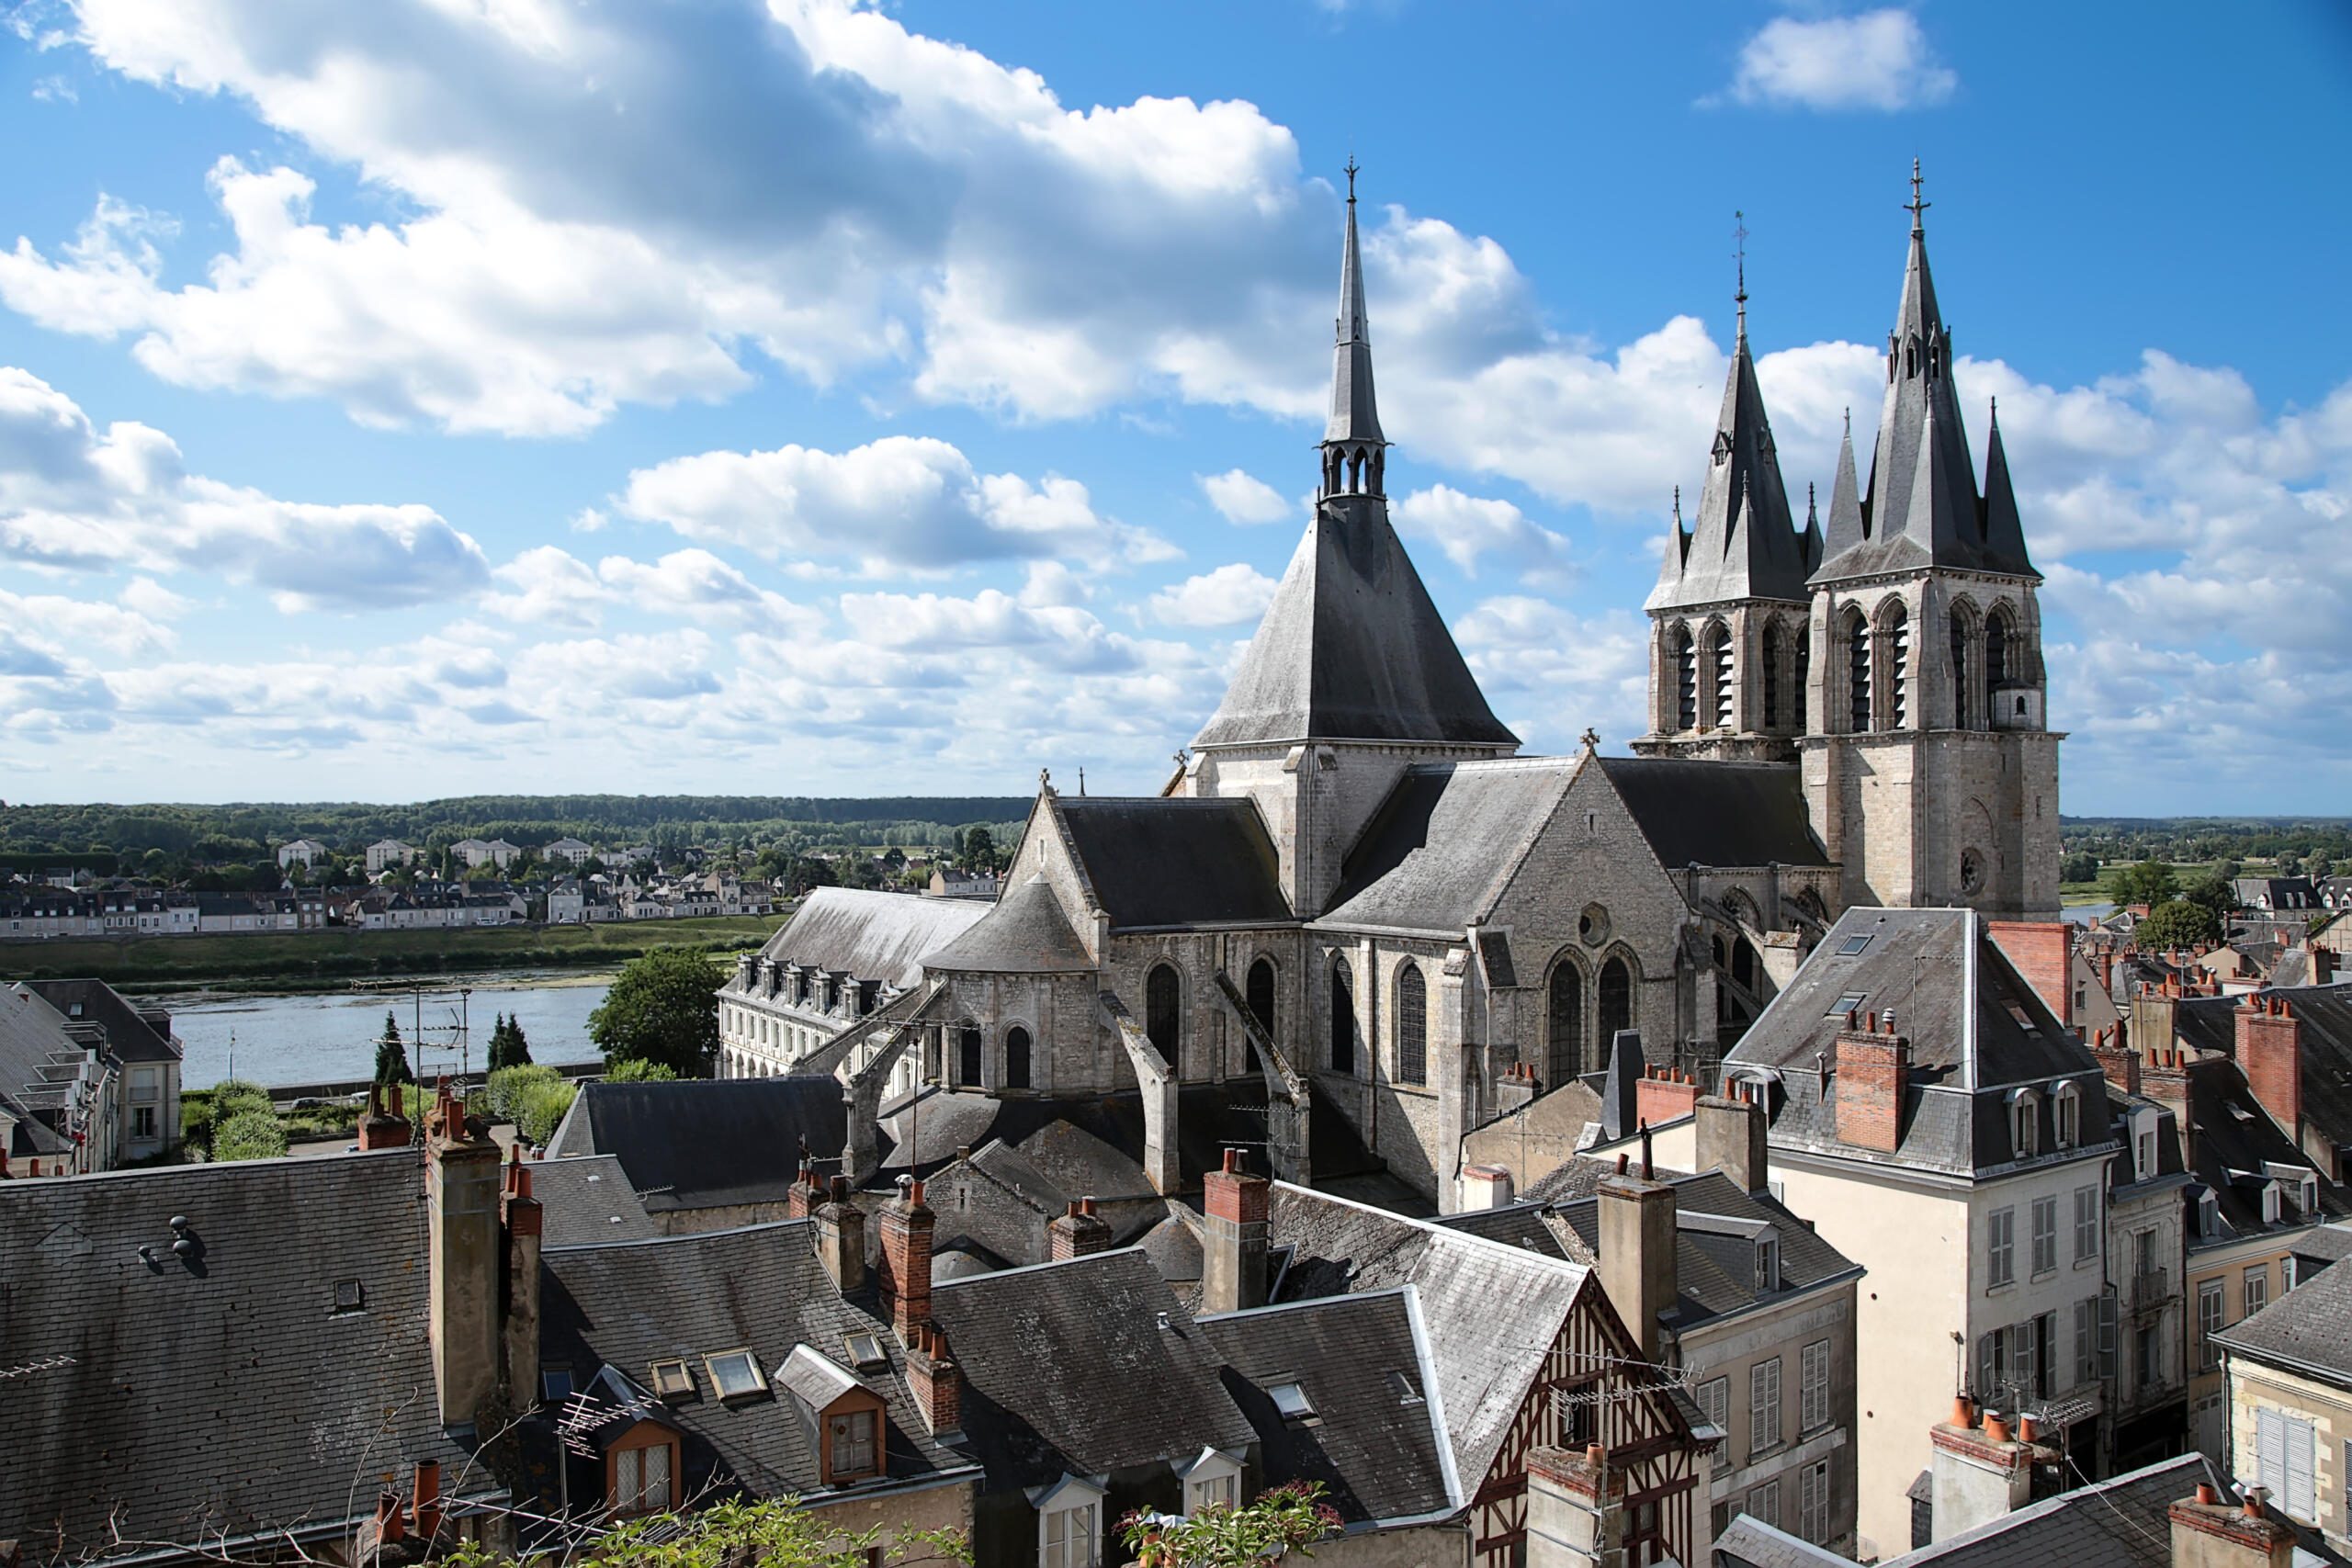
[2,911,789,994]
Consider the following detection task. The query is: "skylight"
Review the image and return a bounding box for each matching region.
[1826,991,1869,1018]
[1837,935,1873,956]
[331,1279,364,1313]
[650,1359,696,1400]
[843,1332,888,1371]
[706,1349,766,1401]
[1268,1382,1315,1421]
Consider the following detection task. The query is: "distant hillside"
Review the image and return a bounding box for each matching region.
[2060,815,2352,870]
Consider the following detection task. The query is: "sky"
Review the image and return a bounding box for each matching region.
[1,0,2348,814]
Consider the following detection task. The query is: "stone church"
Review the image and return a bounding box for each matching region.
[719,167,2061,1209]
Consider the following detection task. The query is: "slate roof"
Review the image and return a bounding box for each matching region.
[920,874,1093,974]
[1883,1454,2232,1568]
[1648,323,1813,613]
[1593,757,1830,870]
[2172,1057,2349,1244]
[928,1249,1257,1491]
[0,985,89,1155]
[2174,981,2352,1156]
[1191,499,1518,751]
[1713,1513,1849,1567]
[1053,798,1294,931]
[1723,908,2108,1178]
[0,1151,482,1564]
[1268,1182,1591,1487]
[1439,1170,1861,1334]
[25,978,181,1064]
[544,1077,844,1208]
[1318,760,1574,935]
[737,888,989,992]
[1324,180,1383,448]
[529,1153,659,1247]
[2213,1242,2352,1382]
[537,1220,970,1500]
[1196,1290,1458,1526]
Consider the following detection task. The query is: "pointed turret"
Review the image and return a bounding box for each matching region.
[1801,480,1823,574]
[1820,411,1866,565]
[1320,159,1385,496]
[1647,249,1806,611]
[1979,400,2035,577]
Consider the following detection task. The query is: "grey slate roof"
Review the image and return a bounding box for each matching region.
[738,887,989,992]
[1649,322,1812,613]
[1723,908,2107,1177]
[928,1249,1257,1490]
[529,1153,659,1247]
[2174,981,2352,1158]
[1320,759,1575,934]
[538,1219,969,1500]
[2176,1059,2348,1243]
[0,984,88,1155]
[1190,497,1518,751]
[2213,1240,2352,1382]
[545,1077,844,1207]
[1324,183,1384,447]
[1883,1454,2224,1568]
[1196,1290,1457,1526]
[921,874,1093,974]
[1594,757,1829,870]
[1712,1512,1849,1567]
[26,978,180,1064]
[1269,1181,1591,1487]
[0,1151,481,1564]
[1053,797,1294,931]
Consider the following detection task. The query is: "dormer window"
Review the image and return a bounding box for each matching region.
[2261,1183,2281,1225]
[2300,1175,2320,1218]
[2199,1190,2220,1240]
[1755,1234,1781,1294]
[1178,1448,1243,1516]
[2008,1089,2040,1160]
[2053,1084,2080,1150]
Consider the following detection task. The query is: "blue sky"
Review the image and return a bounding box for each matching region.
[1,0,2347,812]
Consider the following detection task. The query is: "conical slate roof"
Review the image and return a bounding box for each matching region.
[1820,413,1866,564]
[1979,404,2035,577]
[922,874,1093,974]
[1326,167,1385,447]
[1648,321,1808,610]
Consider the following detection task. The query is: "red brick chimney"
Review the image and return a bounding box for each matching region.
[877,1177,935,1343]
[904,1322,962,1438]
[817,1175,867,1294]
[501,1147,543,1413]
[359,1081,413,1152]
[2089,1023,2140,1096]
[786,1160,825,1220]
[1989,920,2075,1027]
[1835,1011,1911,1153]
[1203,1148,1270,1314]
[425,1079,503,1429]
[1047,1196,1113,1260]
[2236,996,2302,1143]
[1634,1066,1701,1129]
[2167,1488,2296,1568]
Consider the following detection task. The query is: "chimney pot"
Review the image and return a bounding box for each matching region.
[1984,1412,2011,1444]
[2196,1483,2218,1506]
[2243,1488,2266,1520]
[1585,1443,1605,1468]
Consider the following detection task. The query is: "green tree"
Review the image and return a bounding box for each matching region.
[590,947,722,1077]
[957,825,998,873]
[2106,859,2178,908]
[2059,851,2100,885]
[2140,898,2223,950]
[486,1012,532,1071]
[1121,1482,1340,1568]
[482,1064,562,1124]
[373,1012,411,1085]
[213,1108,289,1162]
[605,1058,679,1083]
[442,1497,966,1568]
[514,1078,577,1145]
[2180,873,2237,916]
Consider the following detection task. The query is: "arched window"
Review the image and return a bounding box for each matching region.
[1949,613,1972,730]
[1146,964,1182,1071]
[1546,959,1584,1087]
[1599,957,1633,1047]
[1985,611,2012,729]
[1705,622,1734,730]
[1246,957,1274,1075]
[1792,626,1809,731]
[1883,604,1910,728]
[1672,625,1698,730]
[957,1022,982,1089]
[1330,957,1357,1074]
[1004,1026,1032,1090]
[1395,963,1427,1086]
[1846,611,1871,732]
[1761,623,1782,729]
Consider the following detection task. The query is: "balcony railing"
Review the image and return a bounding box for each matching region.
[2130,1268,2172,1312]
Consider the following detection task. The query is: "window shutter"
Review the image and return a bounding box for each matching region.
[2258,1408,2286,1501]
[2288,1416,2316,1521]
[2098,1294,2120,1380]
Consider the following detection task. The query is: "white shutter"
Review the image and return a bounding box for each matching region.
[2287,1416,2317,1522]
[2258,1408,2287,1501]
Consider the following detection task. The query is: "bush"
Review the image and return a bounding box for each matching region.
[181,1094,216,1155]
[210,1079,274,1122]
[482,1064,562,1126]
[213,1108,290,1162]
[514,1079,577,1146]
[2140,898,2223,950]
[605,1058,677,1083]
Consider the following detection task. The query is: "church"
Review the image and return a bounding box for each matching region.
[718,165,2062,1210]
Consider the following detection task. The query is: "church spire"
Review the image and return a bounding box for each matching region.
[1980,397,2036,576]
[1321,159,1385,496]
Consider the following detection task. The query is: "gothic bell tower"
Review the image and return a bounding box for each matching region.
[1799,164,2062,919]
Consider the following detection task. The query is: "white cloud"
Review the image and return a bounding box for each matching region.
[1720,9,1957,112]
[1391,484,1577,585]
[1148,563,1279,628]
[1453,597,1652,751]
[1199,468,1293,525]
[0,365,490,607]
[595,549,822,637]
[483,545,604,627]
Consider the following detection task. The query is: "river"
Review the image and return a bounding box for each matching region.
[163,973,611,1089]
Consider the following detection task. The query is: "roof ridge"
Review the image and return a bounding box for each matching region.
[543,1213,812,1255]
[1272,1179,1590,1278]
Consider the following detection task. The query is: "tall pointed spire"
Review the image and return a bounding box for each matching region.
[1323,158,1385,453]
[1818,409,1866,570]
[1980,397,2035,576]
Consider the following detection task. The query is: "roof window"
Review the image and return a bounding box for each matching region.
[706,1349,767,1401]
[650,1359,696,1400]
[1386,1371,1424,1406]
[541,1366,573,1404]
[1837,935,1873,956]
[1826,991,1869,1019]
[1268,1382,1315,1421]
[332,1279,365,1313]
[843,1331,888,1371]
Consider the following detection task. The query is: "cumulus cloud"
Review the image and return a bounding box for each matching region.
[1391,484,1577,585]
[1453,597,1652,750]
[1198,468,1294,525]
[616,434,1173,572]
[1719,9,1957,111]
[1148,563,1279,628]
[0,366,490,607]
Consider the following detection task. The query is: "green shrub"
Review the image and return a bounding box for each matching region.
[482,1064,562,1125]
[514,1079,577,1146]
[605,1058,677,1083]
[210,1079,274,1122]
[213,1108,290,1162]
[180,1094,217,1155]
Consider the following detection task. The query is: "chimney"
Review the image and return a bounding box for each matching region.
[412,1458,443,1541]
[1523,1445,1625,1568]
[876,1177,934,1342]
[1203,1148,1271,1314]
[1834,1015,1911,1153]
[1047,1196,1113,1260]
[360,1081,413,1152]
[1462,1164,1517,1211]
[1494,1061,1541,1118]
[426,1080,503,1428]
[1634,1066,1701,1128]
[817,1176,867,1293]
[501,1149,544,1415]
[2135,987,2182,1065]
[904,1322,962,1439]
[1694,1093,1767,1192]
[1600,1031,1645,1142]
[2235,998,2302,1143]
[2166,1488,2296,1568]
[1989,919,2075,1026]
[786,1161,825,1220]
[2090,1023,2142,1096]
[1596,1168,1677,1362]
[1928,1400,2056,1542]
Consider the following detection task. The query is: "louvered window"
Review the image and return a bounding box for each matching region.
[1396,963,1427,1086]
[2256,1407,2317,1522]
[1750,1357,1782,1456]
[1847,615,1871,731]
[1885,605,1910,728]
[1801,1339,1831,1433]
[1674,626,1698,730]
[1950,617,1971,729]
[1711,626,1735,729]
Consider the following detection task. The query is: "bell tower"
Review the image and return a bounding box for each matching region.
[1799,164,2061,919]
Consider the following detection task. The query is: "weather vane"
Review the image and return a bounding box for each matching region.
[1344,154,1360,203]
[1906,157,1930,230]
[1733,209,1749,321]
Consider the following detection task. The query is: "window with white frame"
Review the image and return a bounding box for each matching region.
[2031,1196,2059,1276]
[1750,1357,1783,1456]
[2074,1185,2100,1263]
[2255,1407,2318,1522]
[2010,1091,2039,1158]
[1039,1483,1102,1568]
[1180,1450,1241,1517]
[1746,1478,1781,1529]
[1695,1376,1731,1472]
[2197,1280,2225,1370]
[2244,1264,2269,1317]
[1798,1459,1832,1544]
[2054,1084,2079,1148]
[2074,1298,2098,1387]
[1800,1339,1831,1434]
[1987,1206,2017,1288]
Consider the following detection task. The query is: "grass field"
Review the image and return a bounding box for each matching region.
[3,912,791,993]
